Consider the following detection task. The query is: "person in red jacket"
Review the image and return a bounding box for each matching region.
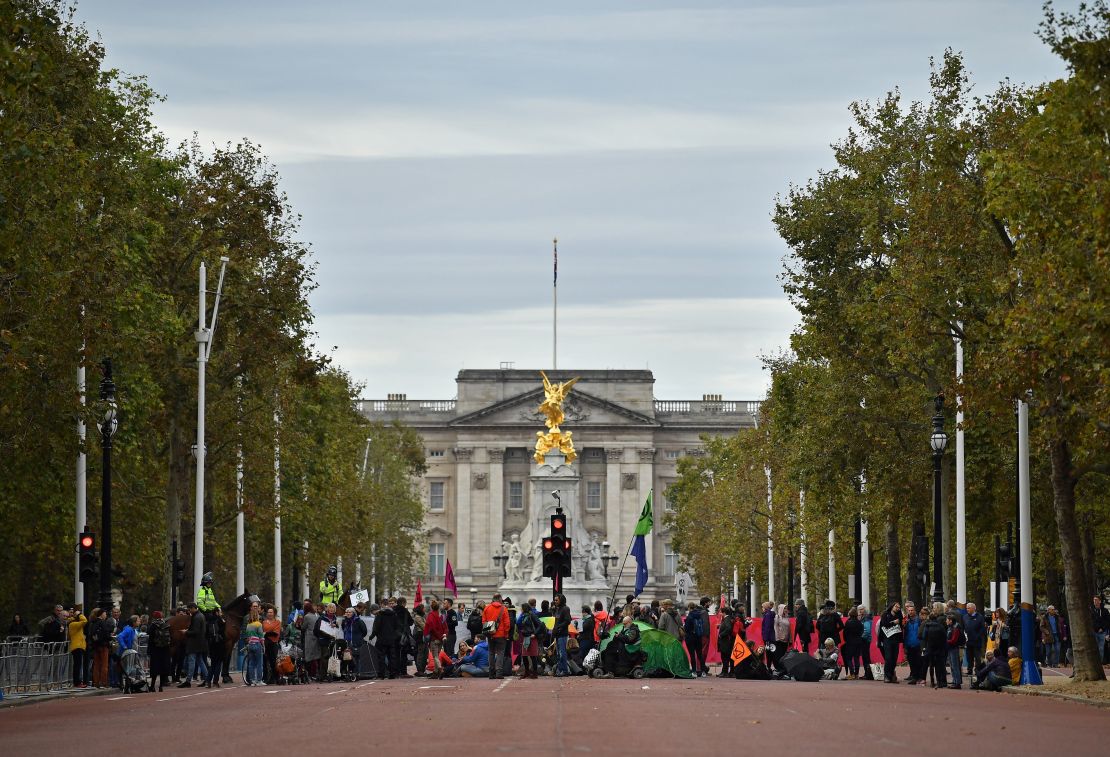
[424,600,449,679]
[481,594,510,680]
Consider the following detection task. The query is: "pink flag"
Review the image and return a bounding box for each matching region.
[414,580,423,609]
[445,559,458,598]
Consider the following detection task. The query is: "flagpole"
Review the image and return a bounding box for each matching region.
[607,535,636,612]
[552,237,557,370]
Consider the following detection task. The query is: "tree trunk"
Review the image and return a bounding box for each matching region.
[885,513,901,607]
[906,520,925,608]
[1049,436,1105,681]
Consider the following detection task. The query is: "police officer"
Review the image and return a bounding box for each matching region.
[196,572,221,612]
[320,565,342,607]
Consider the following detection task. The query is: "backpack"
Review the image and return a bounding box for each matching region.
[466,610,483,636]
[149,620,171,649]
[694,610,706,637]
[519,611,539,637]
[593,613,613,643]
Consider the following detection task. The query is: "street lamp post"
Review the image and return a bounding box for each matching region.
[97,359,118,613]
[601,541,619,578]
[930,394,948,603]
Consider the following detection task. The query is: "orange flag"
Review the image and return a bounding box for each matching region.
[730,635,752,665]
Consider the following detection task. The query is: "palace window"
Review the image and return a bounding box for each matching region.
[428,543,445,576]
[664,543,678,576]
[586,481,603,511]
[508,481,524,510]
[665,449,682,459]
[428,449,445,458]
[429,481,445,511]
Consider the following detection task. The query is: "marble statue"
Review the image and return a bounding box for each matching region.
[530,540,545,582]
[585,535,606,583]
[505,534,526,583]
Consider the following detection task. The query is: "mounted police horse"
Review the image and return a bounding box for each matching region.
[167,592,259,683]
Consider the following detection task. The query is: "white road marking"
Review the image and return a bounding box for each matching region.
[493,677,513,693]
[107,696,133,701]
[264,689,292,694]
[355,682,376,689]
[418,685,453,689]
[324,688,349,696]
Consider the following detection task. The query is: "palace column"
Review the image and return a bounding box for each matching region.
[605,448,624,559]
[489,448,505,570]
[454,447,474,572]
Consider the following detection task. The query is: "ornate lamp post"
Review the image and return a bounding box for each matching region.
[97,359,118,613]
[930,394,948,603]
[601,541,619,578]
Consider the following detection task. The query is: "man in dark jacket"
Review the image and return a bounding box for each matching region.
[922,613,948,688]
[972,649,1011,691]
[963,602,986,676]
[552,594,572,676]
[393,597,415,677]
[442,598,459,657]
[368,604,401,679]
[815,602,844,651]
[1093,595,1110,665]
[683,602,707,676]
[178,603,208,688]
[794,599,812,654]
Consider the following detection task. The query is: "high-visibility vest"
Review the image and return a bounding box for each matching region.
[196,585,220,612]
[319,579,342,606]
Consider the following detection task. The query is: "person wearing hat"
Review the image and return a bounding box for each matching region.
[196,571,221,612]
[147,610,172,692]
[320,565,342,607]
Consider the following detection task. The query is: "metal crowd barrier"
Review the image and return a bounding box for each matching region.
[0,639,71,695]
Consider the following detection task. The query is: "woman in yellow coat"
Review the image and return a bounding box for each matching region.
[67,606,88,688]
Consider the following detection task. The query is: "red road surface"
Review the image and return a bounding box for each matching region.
[3,676,1108,755]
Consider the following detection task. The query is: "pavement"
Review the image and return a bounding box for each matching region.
[4,674,1110,755]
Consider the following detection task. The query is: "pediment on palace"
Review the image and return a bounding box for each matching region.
[449,388,659,429]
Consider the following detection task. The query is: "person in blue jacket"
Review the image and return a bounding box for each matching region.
[455,634,490,677]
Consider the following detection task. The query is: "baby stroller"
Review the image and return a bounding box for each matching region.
[325,639,357,683]
[275,642,300,685]
[119,648,148,693]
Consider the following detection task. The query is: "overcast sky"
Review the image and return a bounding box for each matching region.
[77,1,1068,401]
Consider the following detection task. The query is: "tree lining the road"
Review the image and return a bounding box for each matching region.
[667,3,1109,681]
[0,1,426,618]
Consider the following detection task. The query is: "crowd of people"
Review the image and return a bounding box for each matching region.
[9,577,1109,693]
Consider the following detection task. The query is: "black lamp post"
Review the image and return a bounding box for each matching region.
[98,358,118,613]
[601,541,619,578]
[930,394,948,603]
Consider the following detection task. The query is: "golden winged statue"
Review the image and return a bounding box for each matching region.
[534,371,579,464]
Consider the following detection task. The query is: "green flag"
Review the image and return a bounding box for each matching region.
[634,490,653,536]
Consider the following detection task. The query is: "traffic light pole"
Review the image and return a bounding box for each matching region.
[98,358,116,614]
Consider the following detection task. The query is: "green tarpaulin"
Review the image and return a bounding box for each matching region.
[598,621,694,679]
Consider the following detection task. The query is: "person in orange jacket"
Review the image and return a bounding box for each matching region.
[481,593,511,679]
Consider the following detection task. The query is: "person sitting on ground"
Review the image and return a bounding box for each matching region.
[456,634,490,677]
[973,649,1012,691]
[817,637,841,679]
[734,640,773,680]
[1007,646,1022,682]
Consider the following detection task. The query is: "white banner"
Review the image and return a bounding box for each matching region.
[349,589,370,606]
[675,571,692,606]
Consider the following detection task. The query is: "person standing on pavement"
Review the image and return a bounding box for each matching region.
[516,602,542,678]
[658,599,683,641]
[412,604,428,676]
[87,608,109,688]
[922,608,948,689]
[203,608,226,689]
[1042,605,1066,667]
[857,605,876,680]
[481,593,511,680]
[442,597,459,657]
[243,606,265,686]
[717,606,735,677]
[66,605,88,688]
[773,603,791,670]
[467,600,485,645]
[369,601,401,679]
[902,602,923,685]
[1092,595,1109,665]
[683,602,707,676]
[945,611,965,689]
[302,602,321,681]
[815,601,844,658]
[424,600,449,679]
[879,602,904,683]
[794,599,812,654]
[963,602,986,677]
[147,610,172,692]
[842,607,863,679]
[551,593,572,677]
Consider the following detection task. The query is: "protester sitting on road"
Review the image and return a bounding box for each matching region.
[972,649,1011,691]
[1007,646,1022,682]
[817,638,840,679]
[456,634,490,677]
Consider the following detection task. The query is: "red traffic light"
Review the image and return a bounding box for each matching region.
[552,518,564,530]
[543,538,553,550]
[80,534,94,549]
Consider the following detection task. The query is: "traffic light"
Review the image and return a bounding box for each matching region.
[542,512,574,579]
[78,531,98,582]
[172,557,186,585]
[998,542,1011,576]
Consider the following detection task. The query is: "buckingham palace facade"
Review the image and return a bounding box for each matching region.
[358,368,758,602]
